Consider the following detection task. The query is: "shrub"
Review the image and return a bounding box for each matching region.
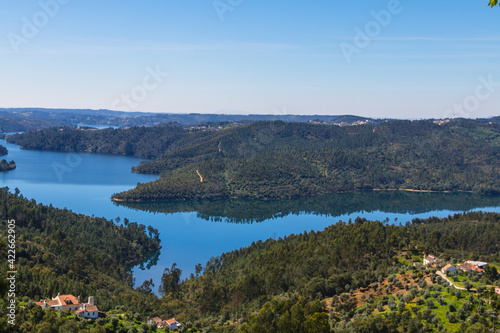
[448,303,456,312]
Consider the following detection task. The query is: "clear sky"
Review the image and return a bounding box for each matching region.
[0,0,499,119]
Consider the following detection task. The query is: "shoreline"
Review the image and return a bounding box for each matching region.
[110,188,481,203]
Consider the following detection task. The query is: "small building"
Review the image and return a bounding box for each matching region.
[165,318,181,331]
[75,304,99,319]
[457,262,484,273]
[423,255,443,265]
[465,261,488,269]
[148,317,164,328]
[495,287,500,295]
[441,264,458,275]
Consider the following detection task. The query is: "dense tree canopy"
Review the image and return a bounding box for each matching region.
[9,120,500,201]
[113,120,500,201]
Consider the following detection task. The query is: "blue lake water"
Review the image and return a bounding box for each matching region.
[2,138,500,291]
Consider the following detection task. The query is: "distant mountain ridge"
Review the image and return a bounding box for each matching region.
[0,107,378,127]
[1,107,499,131]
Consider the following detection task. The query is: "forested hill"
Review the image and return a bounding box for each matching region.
[8,124,187,159]
[0,187,161,318]
[159,211,500,332]
[1,108,375,127]
[0,115,64,133]
[8,120,500,200]
[116,120,499,200]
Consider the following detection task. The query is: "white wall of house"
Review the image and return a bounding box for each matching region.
[83,311,98,319]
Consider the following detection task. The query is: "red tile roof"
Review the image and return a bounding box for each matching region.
[46,300,59,306]
[58,294,80,305]
[85,306,98,312]
[458,263,484,272]
[165,318,178,325]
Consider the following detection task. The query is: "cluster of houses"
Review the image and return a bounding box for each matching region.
[441,261,488,275]
[36,294,99,319]
[424,255,488,274]
[35,293,183,330]
[423,254,500,294]
[147,317,181,330]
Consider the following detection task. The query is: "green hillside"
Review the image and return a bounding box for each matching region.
[8,119,500,201]
[114,120,500,201]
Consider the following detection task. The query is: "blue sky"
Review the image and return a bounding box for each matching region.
[0,0,499,118]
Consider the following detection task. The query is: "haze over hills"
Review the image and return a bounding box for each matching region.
[0,108,379,130]
[1,108,499,134]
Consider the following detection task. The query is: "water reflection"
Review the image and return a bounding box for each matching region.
[114,191,500,224]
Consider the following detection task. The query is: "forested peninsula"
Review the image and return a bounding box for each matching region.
[8,119,500,201]
[0,145,15,172]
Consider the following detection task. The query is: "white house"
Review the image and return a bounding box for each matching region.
[146,317,181,330]
[74,297,98,319]
[37,294,98,319]
[423,255,443,265]
[165,318,181,330]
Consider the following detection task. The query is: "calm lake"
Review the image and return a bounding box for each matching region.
[2,138,500,291]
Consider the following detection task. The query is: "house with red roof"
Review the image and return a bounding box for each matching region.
[147,317,181,330]
[165,318,181,330]
[147,317,164,327]
[457,262,484,273]
[36,294,98,319]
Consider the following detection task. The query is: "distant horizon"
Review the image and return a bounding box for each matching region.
[1,106,498,121]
